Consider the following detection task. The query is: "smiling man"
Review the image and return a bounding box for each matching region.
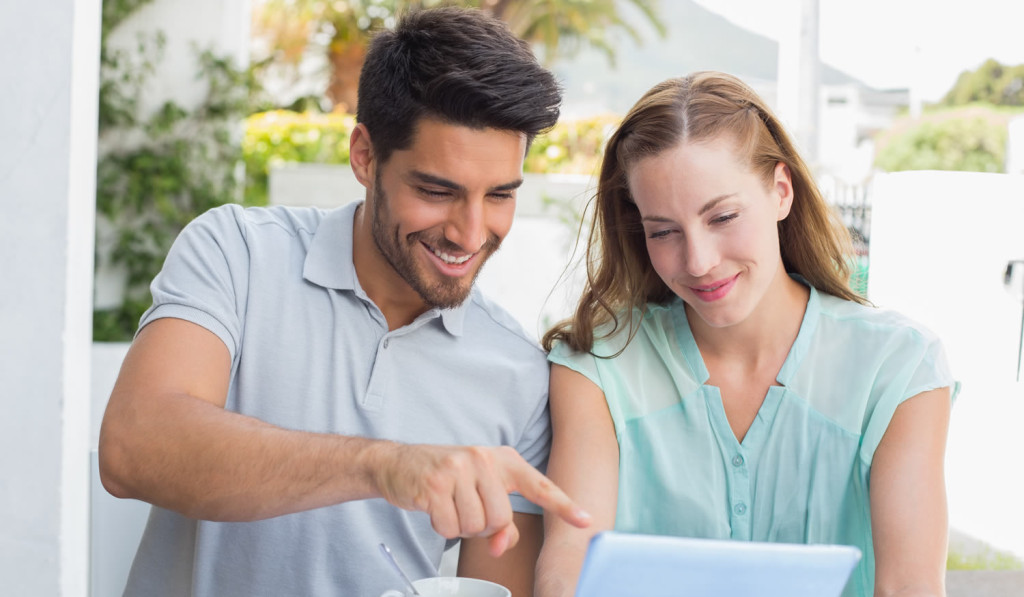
[98,8,589,597]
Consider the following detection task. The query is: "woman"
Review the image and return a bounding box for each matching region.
[535,72,957,597]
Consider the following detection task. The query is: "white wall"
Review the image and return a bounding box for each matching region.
[869,171,1024,558]
[0,1,101,595]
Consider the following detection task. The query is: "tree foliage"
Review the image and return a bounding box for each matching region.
[942,59,1024,107]
[873,59,1024,174]
[251,0,665,111]
[873,106,1013,173]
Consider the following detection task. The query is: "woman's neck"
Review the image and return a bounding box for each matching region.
[688,268,809,372]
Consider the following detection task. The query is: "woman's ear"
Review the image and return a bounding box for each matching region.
[349,123,375,187]
[774,161,795,221]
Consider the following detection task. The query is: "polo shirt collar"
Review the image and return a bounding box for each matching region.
[302,200,469,337]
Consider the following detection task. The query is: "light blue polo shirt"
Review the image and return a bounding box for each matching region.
[549,283,958,597]
[123,201,551,597]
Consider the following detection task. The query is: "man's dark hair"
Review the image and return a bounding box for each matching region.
[356,6,562,164]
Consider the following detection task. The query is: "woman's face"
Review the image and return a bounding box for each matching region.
[626,135,794,329]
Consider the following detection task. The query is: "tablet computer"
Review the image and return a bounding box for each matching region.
[574,531,861,597]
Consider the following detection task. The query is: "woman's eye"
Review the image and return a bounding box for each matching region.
[647,229,672,239]
[712,213,738,225]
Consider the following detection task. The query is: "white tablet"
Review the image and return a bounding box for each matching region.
[574,531,861,597]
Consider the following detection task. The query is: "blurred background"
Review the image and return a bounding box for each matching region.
[3,0,1024,595]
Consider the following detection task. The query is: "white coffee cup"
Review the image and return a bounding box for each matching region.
[379,576,511,597]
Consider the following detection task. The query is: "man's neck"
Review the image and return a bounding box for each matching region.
[351,204,430,331]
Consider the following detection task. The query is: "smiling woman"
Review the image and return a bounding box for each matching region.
[536,71,957,597]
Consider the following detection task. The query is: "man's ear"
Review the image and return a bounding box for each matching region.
[349,123,375,188]
[774,161,795,221]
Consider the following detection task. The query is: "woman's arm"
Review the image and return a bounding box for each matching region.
[534,364,621,597]
[870,387,952,597]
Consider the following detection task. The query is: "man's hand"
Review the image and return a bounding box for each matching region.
[374,443,592,557]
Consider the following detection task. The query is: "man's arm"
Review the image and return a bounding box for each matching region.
[99,318,590,554]
[534,365,619,597]
[870,387,952,597]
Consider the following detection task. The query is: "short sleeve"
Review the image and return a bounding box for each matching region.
[859,328,959,465]
[139,204,251,362]
[548,340,604,391]
[507,355,551,515]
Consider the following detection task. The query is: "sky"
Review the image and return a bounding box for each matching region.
[692,0,1024,102]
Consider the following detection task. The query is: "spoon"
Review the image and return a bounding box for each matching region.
[379,542,421,596]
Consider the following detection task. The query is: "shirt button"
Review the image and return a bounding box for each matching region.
[734,503,747,516]
[732,455,744,467]
[382,339,389,349]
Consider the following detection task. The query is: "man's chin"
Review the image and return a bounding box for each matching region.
[419,282,473,310]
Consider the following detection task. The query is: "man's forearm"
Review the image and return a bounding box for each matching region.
[99,390,393,521]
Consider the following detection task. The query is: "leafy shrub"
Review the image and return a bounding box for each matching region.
[947,545,1024,571]
[873,105,1021,173]
[240,111,620,204]
[524,113,621,175]
[242,110,357,205]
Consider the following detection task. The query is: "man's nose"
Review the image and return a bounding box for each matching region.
[445,200,487,253]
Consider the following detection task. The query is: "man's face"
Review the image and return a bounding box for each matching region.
[369,118,527,309]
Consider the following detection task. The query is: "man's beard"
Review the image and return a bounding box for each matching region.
[370,177,502,310]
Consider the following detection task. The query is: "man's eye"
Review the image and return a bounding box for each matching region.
[419,187,451,197]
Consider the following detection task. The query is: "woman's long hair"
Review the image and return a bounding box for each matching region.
[542,71,866,354]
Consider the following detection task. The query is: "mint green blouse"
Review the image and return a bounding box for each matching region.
[549,283,958,597]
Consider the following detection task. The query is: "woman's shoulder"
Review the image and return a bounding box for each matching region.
[815,291,941,345]
[549,301,682,364]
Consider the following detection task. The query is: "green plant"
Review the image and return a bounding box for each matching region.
[240,110,619,207]
[525,113,620,175]
[943,59,1024,107]
[947,545,1024,571]
[242,110,357,205]
[94,4,264,341]
[873,105,1021,173]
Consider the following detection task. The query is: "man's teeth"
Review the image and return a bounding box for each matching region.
[432,248,471,265]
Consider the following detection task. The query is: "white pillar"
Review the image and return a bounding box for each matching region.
[777,0,821,163]
[0,0,101,595]
[1008,115,1024,175]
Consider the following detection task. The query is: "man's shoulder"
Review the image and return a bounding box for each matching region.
[465,289,547,358]
[194,203,329,238]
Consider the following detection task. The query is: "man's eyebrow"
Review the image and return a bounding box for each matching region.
[409,170,464,192]
[492,178,524,192]
[408,170,524,193]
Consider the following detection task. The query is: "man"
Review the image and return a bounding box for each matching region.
[98,7,590,597]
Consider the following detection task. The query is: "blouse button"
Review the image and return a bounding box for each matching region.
[731,454,744,467]
[734,502,748,516]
